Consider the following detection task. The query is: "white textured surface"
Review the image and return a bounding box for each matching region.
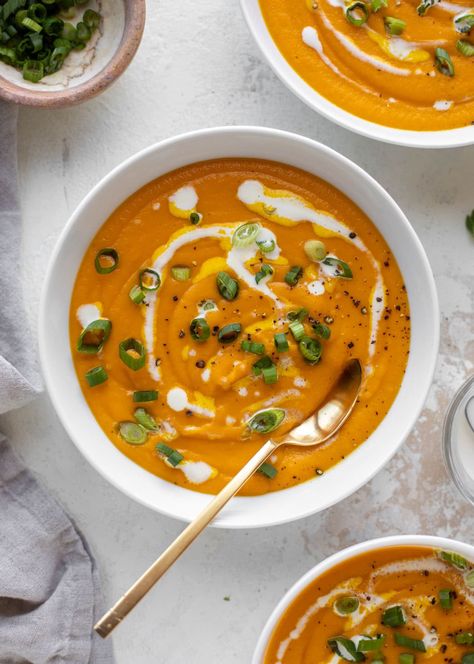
[1,1,473,662]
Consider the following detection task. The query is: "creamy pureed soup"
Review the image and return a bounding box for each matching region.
[259,0,474,131]
[70,159,410,496]
[263,546,474,664]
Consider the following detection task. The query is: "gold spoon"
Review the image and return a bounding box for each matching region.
[95,358,362,638]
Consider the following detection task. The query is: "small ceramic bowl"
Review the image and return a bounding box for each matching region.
[0,0,145,108]
[252,534,474,663]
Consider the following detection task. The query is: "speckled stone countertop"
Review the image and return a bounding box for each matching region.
[2,1,474,662]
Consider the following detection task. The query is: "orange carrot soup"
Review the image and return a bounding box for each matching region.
[69,158,409,495]
[263,546,474,663]
[259,0,474,131]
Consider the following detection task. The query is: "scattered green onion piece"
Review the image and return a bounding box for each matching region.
[119,422,147,445]
[83,8,101,31]
[345,1,369,26]
[218,323,242,344]
[21,16,42,32]
[247,408,285,434]
[171,265,191,281]
[0,46,16,66]
[22,58,43,81]
[232,221,261,247]
[371,0,388,11]
[399,656,414,664]
[139,268,161,292]
[322,257,353,279]
[288,308,308,322]
[252,355,273,376]
[258,462,278,479]
[304,239,327,262]
[216,271,239,301]
[77,318,111,354]
[438,549,469,569]
[61,22,76,42]
[75,21,90,44]
[284,265,303,286]
[255,263,273,284]
[312,322,331,339]
[95,248,119,274]
[465,570,474,587]
[456,633,474,645]
[357,635,385,652]
[463,656,474,664]
[289,320,305,341]
[133,390,158,403]
[201,299,217,311]
[189,212,200,225]
[28,3,47,22]
[274,333,289,352]
[381,605,406,627]
[156,442,183,467]
[241,340,265,355]
[455,12,474,33]
[29,32,44,53]
[394,634,426,652]
[328,637,365,662]
[457,39,474,56]
[256,238,276,254]
[467,211,474,236]
[129,285,146,304]
[262,364,278,384]
[334,596,360,615]
[156,442,174,457]
[134,408,158,431]
[43,16,64,36]
[190,317,210,342]
[439,588,453,610]
[118,338,146,371]
[384,16,406,34]
[416,0,440,15]
[299,336,322,364]
[85,365,108,387]
[434,47,455,76]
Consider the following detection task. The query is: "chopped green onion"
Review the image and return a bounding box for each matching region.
[232,221,261,247]
[77,319,112,354]
[299,336,322,364]
[61,22,77,41]
[95,248,119,274]
[43,16,64,35]
[288,308,308,322]
[189,212,200,225]
[258,462,278,479]
[399,656,414,664]
[384,16,406,35]
[357,635,385,652]
[171,265,191,281]
[416,0,440,15]
[133,390,158,402]
[312,322,331,339]
[252,355,273,376]
[371,0,388,11]
[394,634,426,652]
[201,299,217,311]
[28,3,47,22]
[129,285,146,304]
[85,365,108,387]
[255,263,273,284]
[256,238,276,254]
[190,317,210,342]
[455,12,474,33]
[218,323,242,344]
[118,338,146,371]
[434,47,455,76]
[462,655,474,664]
[22,59,43,81]
[83,9,101,31]
[241,340,265,355]
[139,268,160,292]
[22,16,42,32]
[466,570,474,587]
[289,320,305,341]
[439,588,453,610]
[438,549,469,569]
[334,596,360,615]
[247,408,285,434]
[262,364,278,384]
[75,21,90,43]
[304,239,326,262]
[216,271,239,301]
[457,39,474,56]
[328,637,365,662]
[118,421,147,445]
[322,257,353,278]
[381,605,406,627]
[274,333,289,352]
[156,442,183,467]
[345,1,369,26]
[284,265,303,286]
[134,407,158,431]
[456,633,474,645]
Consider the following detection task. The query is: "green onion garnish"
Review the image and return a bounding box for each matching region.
[232,221,261,247]
[284,265,303,286]
[247,408,285,434]
[328,637,365,662]
[457,39,474,56]
[462,655,474,664]
[132,390,158,402]
[218,323,242,344]
[322,257,353,279]
[416,0,440,15]
[118,338,146,371]
[439,588,453,610]
[434,47,455,76]
[467,211,474,236]
[262,364,278,384]
[466,570,474,587]
[289,320,305,341]
[299,336,322,364]
[312,322,331,339]
[384,16,406,35]
[171,265,191,281]
[334,596,360,615]
[85,365,108,387]
[241,340,265,355]
[456,633,474,645]
[201,299,217,311]
[252,355,273,376]
[190,317,210,342]
[274,333,289,352]
[381,605,406,627]
[156,442,184,467]
[399,655,415,664]
[129,285,146,304]
[22,59,43,82]
[118,421,147,445]
[345,1,369,26]
[438,549,469,569]
[134,407,158,431]
[455,13,474,33]
[139,268,161,292]
[95,248,119,274]
[304,239,326,262]
[255,263,273,284]
[258,462,278,479]
[394,634,426,652]
[371,0,388,11]
[256,238,276,254]
[216,271,239,301]
[189,212,200,225]
[288,308,308,322]
[77,319,111,354]
[357,635,385,651]
[21,16,42,32]
[84,9,101,31]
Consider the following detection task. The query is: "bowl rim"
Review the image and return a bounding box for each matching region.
[239,0,474,149]
[39,125,439,529]
[252,534,474,663]
[0,0,146,108]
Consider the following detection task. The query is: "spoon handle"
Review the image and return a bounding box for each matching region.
[95,438,278,638]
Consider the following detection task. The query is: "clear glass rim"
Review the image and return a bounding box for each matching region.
[443,375,474,506]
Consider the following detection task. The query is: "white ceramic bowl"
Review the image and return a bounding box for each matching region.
[253,534,474,663]
[39,126,439,528]
[240,0,474,149]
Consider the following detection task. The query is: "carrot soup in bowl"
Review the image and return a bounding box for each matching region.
[39,127,438,527]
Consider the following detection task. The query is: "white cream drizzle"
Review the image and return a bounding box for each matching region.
[76,303,101,328]
[166,387,215,418]
[433,99,454,111]
[307,279,325,295]
[168,185,198,213]
[178,460,214,484]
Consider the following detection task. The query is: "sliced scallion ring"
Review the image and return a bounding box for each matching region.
[454,12,474,32]
[255,263,273,284]
[118,421,147,445]
[247,408,285,434]
[156,442,184,466]
[334,596,360,615]
[129,285,146,304]
[189,212,200,225]
[439,588,453,610]
[466,570,474,588]
[232,221,261,247]
[289,320,305,341]
[313,322,331,339]
[134,408,158,431]
[457,39,474,56]
[139,268,161,291]
[133,390,158,402]
[262,364,278,384]
[438,549,469,569]
[216,271,239,301]
[274,333,289,352]
[384,16,406,34]
[304,239,327,262]
[345,1,369,26]
[218,323,242,344]
[357,635,385,652]
[416,0,440,15]
[77,319,112,354]
[462,655,474,664]
[371,0,387,11]
[394,633,426,652]
[256,238,276,254]
[435,47,455,76]
[299,336,322,364]
[95,248,119,274]
[201,299,217,311]
[241,340,265,355]
[85,365,108,387]
[284,265,303,286]
[252,355,273,376]
[258,462,278,479]
[190,317,210,342]
[328,637,365,662]
[456,632,474,645]
[322,257,353,279]
[381,605,406,626]
[118,338,146,371]
[399,655,414,664]
[171,265,191,281]
[288,308,308,322]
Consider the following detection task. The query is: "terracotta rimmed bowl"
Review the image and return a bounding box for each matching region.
[0,0,145,108]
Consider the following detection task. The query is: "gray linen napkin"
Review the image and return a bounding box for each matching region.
[0,100,114,663]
